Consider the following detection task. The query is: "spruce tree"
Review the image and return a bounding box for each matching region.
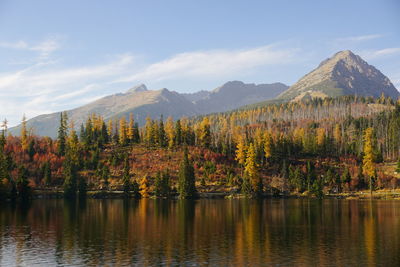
[178,147,196,198]
[57,112,68,156]
[122,156,131,196]
[63,162,78,198]
[16,165,31,201]
[158,116,167,147]
[43,161,52,186]
[154,171,170,198]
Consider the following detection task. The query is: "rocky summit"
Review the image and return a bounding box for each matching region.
[278,50,399,100]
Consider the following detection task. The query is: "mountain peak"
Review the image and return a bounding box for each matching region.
[279,50,399,100]
[127,84,148,93]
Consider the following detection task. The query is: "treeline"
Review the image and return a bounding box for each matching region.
[0,95,400,200]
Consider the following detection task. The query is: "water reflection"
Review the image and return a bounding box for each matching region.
[0,199,399,266]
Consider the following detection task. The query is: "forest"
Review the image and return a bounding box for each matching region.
[1,95,400,200]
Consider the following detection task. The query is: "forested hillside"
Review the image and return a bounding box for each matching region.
[1,95,400,200]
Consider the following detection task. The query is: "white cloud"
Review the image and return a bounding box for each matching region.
[115,45,298,83]
[336,34,383,43]
[362,48,400,59]
[0,37,61,58]
[0,53,135,126]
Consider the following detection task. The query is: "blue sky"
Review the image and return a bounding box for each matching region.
[0,0,399,126]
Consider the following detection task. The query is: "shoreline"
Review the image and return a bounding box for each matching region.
[24,189,400,200]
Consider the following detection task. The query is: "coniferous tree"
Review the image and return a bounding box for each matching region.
[57,112,68,156]
[78,176,87,198]
[306,161,316,193]
[178,147,196,198]
[139,176,150,197]
[16,165,31,201]
[244,143,260,194]
[122,156,131,196]
[154,171,170,198]
[158,115,167,147]
[63,160,78,198]
[175,120,182,146]
[42,161,52,186]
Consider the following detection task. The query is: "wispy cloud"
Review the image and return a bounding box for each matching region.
[362,47,400,60]
[0,36,61,58]
[0,52,135,126]
[336,34,383,43]
[115,45,299,83]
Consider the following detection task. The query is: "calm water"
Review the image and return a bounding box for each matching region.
[0,199,399,267]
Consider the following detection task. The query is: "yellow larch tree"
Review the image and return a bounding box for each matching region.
[165,116,175,149]
[244,143,259,191]
[119,116,127,145]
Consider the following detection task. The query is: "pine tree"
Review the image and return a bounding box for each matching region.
[43,161,52,186]
[158,115,167,147]
[122,156,131,196]
[154,171,170,198]
[341,166,351,190]
[57,112,68,156]
[78,176,87,198]
[178,147,196,198]
[101,165,110,190]
[306,161,316,193]
[175,120,182,145]
[63,164,77,198]
[16,165,31,201]
[27,139,35,161]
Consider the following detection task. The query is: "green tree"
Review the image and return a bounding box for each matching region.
[27,139,35,161]
[78,176,87,198]
[42,161,52,186]
[63,162,78,198]
[158,116,167,147]
[154,171,170,198]
[341,166,351,190]
[306,161,316,193]
[122,156,131,196]
[175,120,182,145]
[16,165,31,201]
[57,112,68,156]
[178,147,196,198]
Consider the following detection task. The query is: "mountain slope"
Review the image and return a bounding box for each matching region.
[278,50,399,100]
[10,88,199,138]
[194,81,288,113]
[10,81,287,137]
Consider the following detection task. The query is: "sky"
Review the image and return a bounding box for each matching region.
[0,0,399,126]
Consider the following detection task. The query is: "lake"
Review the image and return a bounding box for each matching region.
[0,199,399,266]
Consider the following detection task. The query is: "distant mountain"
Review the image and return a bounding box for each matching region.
[278,50,399,100]
[193,81,288,113]
[10,81,287,137]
